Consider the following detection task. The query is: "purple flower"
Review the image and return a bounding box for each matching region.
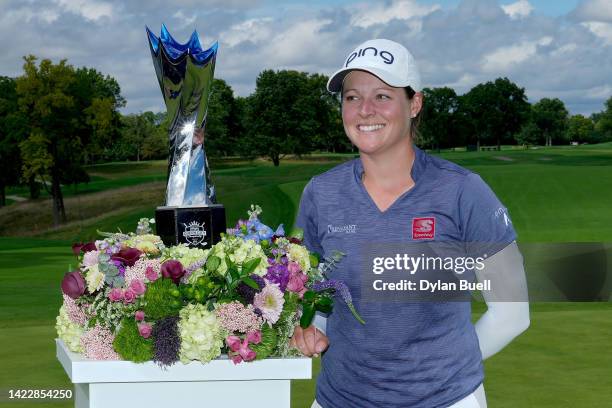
[312,280,353,304]
[111,247,143,267]
[152,316,181,367]
[61,271,86,299]
[236,274,266,303]
[265,258,290,292]
[161,260,185,285]
[71,242,96,256]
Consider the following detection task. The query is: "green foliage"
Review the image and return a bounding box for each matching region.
[251,323,278,360]
[113,317,154,362]
[419,87,459,150]
[458,77,530,148]
[567,114,596,144]
[245,70,344,166]
[594,96,612,142]
[14,55,123,224]
[0,76,26,206]
[531,98,569,146]
[143,278,183,319]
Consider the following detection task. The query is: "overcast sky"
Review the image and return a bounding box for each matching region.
[1,0,610,116]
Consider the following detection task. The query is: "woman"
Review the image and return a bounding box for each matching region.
[291,39,530,408]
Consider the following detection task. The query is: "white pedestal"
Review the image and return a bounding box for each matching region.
[56,339,311,408]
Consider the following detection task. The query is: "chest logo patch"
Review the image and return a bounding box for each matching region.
[412,217,435,240]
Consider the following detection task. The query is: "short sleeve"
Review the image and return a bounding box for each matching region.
[459,173,517,258]
[295,178,324,255]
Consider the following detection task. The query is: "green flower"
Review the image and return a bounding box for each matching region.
[56,305,85,353]
[178,304,225,363]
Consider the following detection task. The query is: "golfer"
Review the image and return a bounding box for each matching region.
[291,39,530,408]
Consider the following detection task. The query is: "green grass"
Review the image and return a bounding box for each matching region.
[1,144,612,407]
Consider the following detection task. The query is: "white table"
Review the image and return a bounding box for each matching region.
[56,339,312,408]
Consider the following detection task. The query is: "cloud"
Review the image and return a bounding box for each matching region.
[570,0,612,23]
[54,0,114,22]
[501,0,534,20]
[1,0,611,116]
[581,21,612,45]
[481,37,553,73]
[349,0,440,28]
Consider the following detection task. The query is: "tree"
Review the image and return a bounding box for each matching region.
[0,76,27,206]
[73,67,125,163]
[16,56,123,225]
[567,114,595,144]
[531,98,568,146]
[205,79,244,157]
[419,87,459,150]
[245,70,327,166]
[459,78,530,149]
[593,96,612,142]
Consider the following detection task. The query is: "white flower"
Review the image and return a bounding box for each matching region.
[85,264,105,293]
[253,283,285,325]
[82,250,100,268]
[288,243,311,272]
[56,305,85,353]
[178,304,225,363]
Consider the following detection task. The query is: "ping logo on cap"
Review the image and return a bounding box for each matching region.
[345,47,395,67]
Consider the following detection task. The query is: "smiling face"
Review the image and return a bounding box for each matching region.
[341,70,420,157]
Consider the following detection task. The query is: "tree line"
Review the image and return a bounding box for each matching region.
[1,56,612,224]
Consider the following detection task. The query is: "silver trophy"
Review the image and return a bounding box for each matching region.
[147,25,225,248]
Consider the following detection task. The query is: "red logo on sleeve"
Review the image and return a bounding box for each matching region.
[412,217,435,240]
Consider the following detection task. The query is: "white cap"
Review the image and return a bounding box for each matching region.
[327,39,421,93]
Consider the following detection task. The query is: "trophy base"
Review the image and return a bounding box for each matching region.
[155,205,226,249]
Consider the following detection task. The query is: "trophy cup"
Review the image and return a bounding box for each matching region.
[146,24,226,248]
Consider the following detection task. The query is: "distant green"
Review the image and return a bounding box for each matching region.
[1,144,612,407]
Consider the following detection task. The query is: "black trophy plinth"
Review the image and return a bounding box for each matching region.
[155,205,226,249]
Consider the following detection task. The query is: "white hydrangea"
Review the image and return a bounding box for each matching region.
[85,264,105,293]
[56,305,85,353]
[288,243,310,272]
[178,304,225,363]
[166,244,209,269]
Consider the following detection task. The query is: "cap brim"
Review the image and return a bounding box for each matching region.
[326,67,409,93]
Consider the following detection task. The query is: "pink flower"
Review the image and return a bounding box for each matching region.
[108,288,124,302]
[239,338,256,362]
[226,335,242,352]
[253,283,285,325]
[288,261,301,274]
[123,288,136,303]
[135,310,145,321]
[138,323,152,338]
[287,274,307,293]
[247,330,262,344]
[130,279,146,295]
[145,266,159,282]
[230,355,243,365]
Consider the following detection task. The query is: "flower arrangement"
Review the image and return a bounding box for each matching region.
[56,205,363,365]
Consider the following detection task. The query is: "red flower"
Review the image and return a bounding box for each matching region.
[61,271,86,299]
[111,247,143,267]
[161,260,185,285]
[71,242,97,256]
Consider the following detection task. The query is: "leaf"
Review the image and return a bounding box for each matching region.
[315,296,333,313]
[241,257,261,276]
[242,276,260,290]
[205,255,221,272]
[300,303,315,328]
[302,290,316,303]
